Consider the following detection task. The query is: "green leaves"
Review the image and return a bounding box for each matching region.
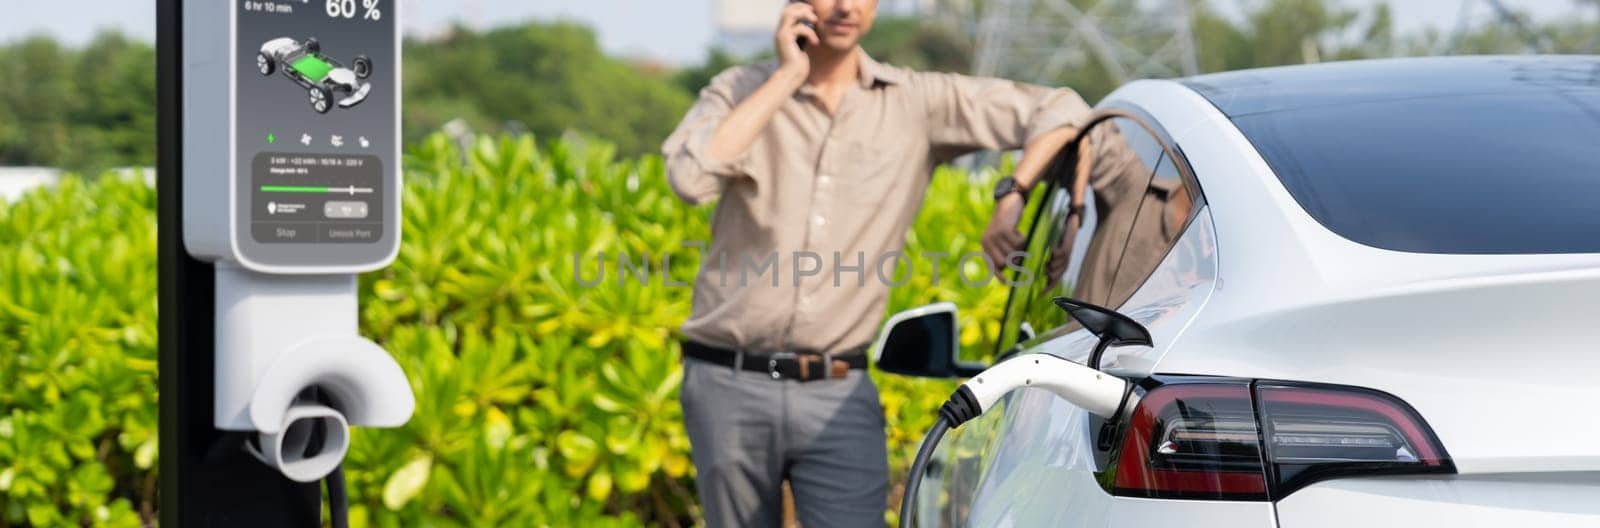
[0,173,156,526]
[346,133,1005,525]
[2,133,1002,525]
[382,454,433,511]
[556,431,601,478]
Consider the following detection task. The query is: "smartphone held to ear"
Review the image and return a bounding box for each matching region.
[790,0,816,50]
[799,20,817,50]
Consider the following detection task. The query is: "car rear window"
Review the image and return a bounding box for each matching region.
[1227,89,1600,254]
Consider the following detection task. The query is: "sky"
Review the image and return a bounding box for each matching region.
[0,0,1590,65]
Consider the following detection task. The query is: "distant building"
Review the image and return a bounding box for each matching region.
[0,168,61,202]
[712,0,777,57]
[0,167,155,202]
[712,0,933,56]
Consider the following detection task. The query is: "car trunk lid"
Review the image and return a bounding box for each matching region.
[1164,265,1600,475]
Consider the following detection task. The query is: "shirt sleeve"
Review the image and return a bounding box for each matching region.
[918,71,1093,152]
[661,68,756,205]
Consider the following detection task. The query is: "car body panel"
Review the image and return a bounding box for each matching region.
[1105,497,1275,527]
[1276,474,1600,527]
[920,380,1276,527]
[913,59,1600,525]
[917,388,1110,526]
[1079,209,1218,377]
[956,397,1276,528]
[1099,79,1600,474]
[914,206,1222,526]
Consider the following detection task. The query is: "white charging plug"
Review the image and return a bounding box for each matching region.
[940,353,1133,427]
[905,299,1151,528]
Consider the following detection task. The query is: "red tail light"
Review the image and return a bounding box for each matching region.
[1112,383,1269,500]
[1110,380,1453,500]
[1255,382,1454,496]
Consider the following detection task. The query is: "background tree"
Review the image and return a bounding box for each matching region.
[3,1,1600,170]
[860,16,974,73]
[402,22,691,156]
[0,33,154,172]
[673,48,741,98]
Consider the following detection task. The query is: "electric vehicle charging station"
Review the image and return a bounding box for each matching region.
[159,0,410,524]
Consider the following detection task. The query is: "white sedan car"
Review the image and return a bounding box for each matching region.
[876,56,1600,527]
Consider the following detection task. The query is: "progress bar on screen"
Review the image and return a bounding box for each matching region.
[260,185,375,195]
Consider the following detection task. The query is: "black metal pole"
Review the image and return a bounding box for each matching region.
[158,0,322,525]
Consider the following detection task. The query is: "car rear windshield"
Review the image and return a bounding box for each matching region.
[1227,89,1600,254]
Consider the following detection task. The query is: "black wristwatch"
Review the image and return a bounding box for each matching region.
[992,176,1029,202]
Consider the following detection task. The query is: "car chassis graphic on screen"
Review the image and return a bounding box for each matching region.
[256,37,373,114]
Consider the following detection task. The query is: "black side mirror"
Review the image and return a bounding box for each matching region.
[1052,297,1152,370]
[872,303,986,379]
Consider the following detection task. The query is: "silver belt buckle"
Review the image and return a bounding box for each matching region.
[768,351,796,380]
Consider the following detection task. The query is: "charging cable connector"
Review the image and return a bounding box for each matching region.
[938,353,1131,427]
[902,353,1137,527]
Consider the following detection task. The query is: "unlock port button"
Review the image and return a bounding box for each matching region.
[324,201,369,219]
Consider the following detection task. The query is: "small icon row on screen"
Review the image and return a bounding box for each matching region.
[269,132,372,149]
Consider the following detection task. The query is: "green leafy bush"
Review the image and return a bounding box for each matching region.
[0,134,1003,526]
[0,175,157,527]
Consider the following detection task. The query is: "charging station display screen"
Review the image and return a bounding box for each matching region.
[235,0,397,267]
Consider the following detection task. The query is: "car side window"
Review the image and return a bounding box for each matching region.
[1102,153,1203,310]
[994,116,1165,354]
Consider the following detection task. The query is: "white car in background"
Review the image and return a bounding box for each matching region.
[876,55,1600,527]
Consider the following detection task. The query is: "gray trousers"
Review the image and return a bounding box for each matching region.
[680,357,890,528]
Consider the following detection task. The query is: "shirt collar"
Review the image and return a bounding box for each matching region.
[856,50,905,89]
[793,49,903,98]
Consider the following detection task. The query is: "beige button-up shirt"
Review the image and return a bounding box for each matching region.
[663,50,1092,355]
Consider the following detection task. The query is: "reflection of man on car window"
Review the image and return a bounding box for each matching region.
[1071,121,1145,306]
[1051,120,1193,309]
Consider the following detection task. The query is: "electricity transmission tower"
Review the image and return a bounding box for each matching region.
[951,0,1201,86]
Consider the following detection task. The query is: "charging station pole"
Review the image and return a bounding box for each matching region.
[159,0,410,524]
[159,0,322,524]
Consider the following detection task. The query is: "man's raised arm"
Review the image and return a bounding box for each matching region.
[660,2,817,205]
[916,72,1093,276]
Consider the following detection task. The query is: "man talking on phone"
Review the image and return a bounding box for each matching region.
[663,0,1091,525]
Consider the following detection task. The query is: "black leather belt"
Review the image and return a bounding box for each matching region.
[683,340,868,382]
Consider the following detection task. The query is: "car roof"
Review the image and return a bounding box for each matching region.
[1180,55,1600,117]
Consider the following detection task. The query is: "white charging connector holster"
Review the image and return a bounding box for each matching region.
[214,266,414,482]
